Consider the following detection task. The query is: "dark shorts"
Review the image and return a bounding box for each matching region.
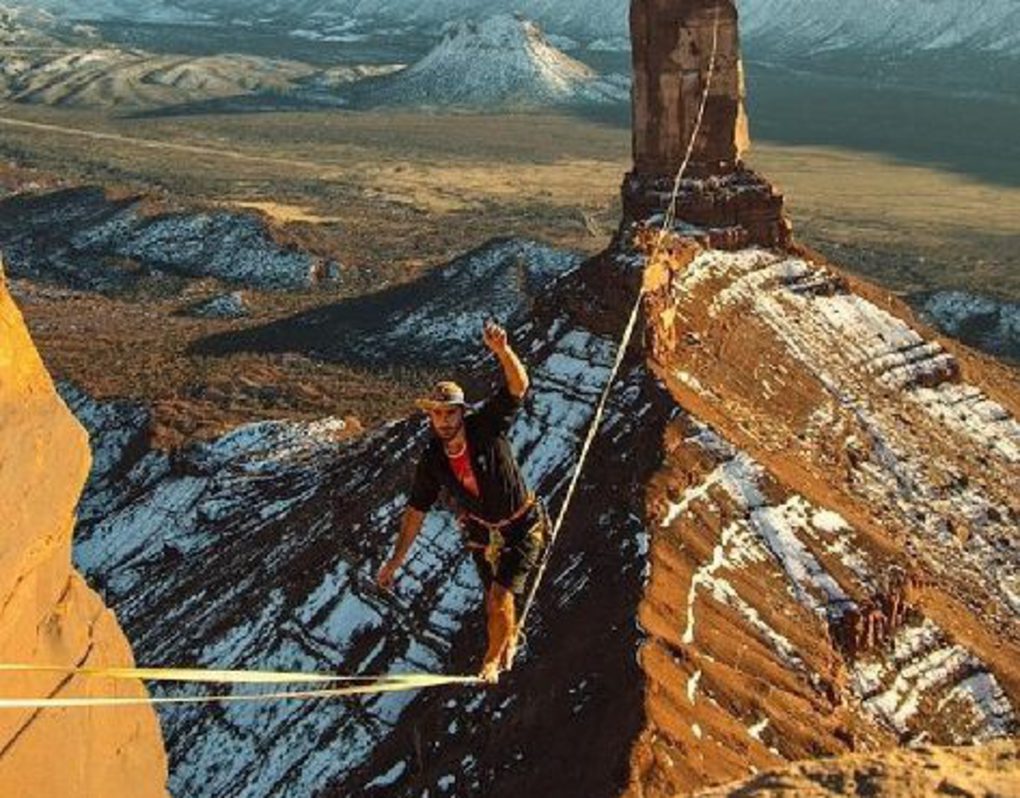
[467,504,549,595]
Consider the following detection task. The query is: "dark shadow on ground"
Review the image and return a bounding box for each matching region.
[570,53,1020,189]
[744,61,1020,189]
[188,237,582,369]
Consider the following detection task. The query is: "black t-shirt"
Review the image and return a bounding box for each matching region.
[409,387,530,525]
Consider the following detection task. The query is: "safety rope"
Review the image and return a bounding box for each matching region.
[0,9,722,707]
[515,7,722,642]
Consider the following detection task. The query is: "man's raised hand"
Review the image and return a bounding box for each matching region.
[483,320,509,354]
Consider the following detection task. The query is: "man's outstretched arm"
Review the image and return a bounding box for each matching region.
[377,507,425,589]
[484,320,529,398]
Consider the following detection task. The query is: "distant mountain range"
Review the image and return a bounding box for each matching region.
[0,9,625,111]
[1,3,95,45]
[13,0,1020,60]
[742,0,1020,59]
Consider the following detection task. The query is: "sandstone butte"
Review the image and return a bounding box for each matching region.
[0,252,169,796]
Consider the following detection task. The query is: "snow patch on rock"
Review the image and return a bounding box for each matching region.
[852,619,1014,743]
[181,291,250,318]
[677,249,1020,617]
[918,290,1020,361]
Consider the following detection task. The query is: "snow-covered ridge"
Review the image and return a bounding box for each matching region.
[739,0,1020,58]
[192,237,582,366]
[60,225,1020,793]
[0,187,341,290]
[917,290,1020,362]
[659,419,1014,745]
[671,246,1020,616]
[66,312,653,797]
[18,0,1020,60]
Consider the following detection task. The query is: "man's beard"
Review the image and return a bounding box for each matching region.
[432,418,464,443]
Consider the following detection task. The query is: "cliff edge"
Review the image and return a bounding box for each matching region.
[0,253,168,797]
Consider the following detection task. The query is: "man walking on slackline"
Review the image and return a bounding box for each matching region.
[377,321,548,683]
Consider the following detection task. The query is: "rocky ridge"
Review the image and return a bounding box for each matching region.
[64,219,1019,795]
[21,0,1020,61]
[695,738,1019,797]
[192,237,583,366]
[739,0,1020,61]
[0,186,343,291]
[0,48,315,108]
[0,6,401,110]
[626,225,1019,794]
[68,271,669,798]
[0,3,97,46]
[916,290,1020,364]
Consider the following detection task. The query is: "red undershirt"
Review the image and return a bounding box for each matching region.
[446,443,481,498]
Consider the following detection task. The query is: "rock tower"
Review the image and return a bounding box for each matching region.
[623,0,790,249]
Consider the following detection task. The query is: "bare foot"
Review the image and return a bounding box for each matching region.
[479,660,501,684]
[500,628,523,671]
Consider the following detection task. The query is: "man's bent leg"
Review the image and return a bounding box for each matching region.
[480,584,516,682]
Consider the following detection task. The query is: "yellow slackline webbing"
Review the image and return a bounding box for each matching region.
[0,10,722,707]
[515,7,722,638]
[0,674,478,710]
[0,662,475,685]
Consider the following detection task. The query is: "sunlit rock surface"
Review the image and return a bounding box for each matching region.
[0,254,168,797]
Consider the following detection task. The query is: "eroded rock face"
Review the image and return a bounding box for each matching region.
[696,739,1020,798]
[66,270,671,798]
[630,0,747,176]
[624,1,790,249]
[64,228,1019,797]
[0,253,168,797]
[622,229,1018,794]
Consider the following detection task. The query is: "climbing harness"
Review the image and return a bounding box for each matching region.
[0,9,723,708]
[461,494,539,573]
